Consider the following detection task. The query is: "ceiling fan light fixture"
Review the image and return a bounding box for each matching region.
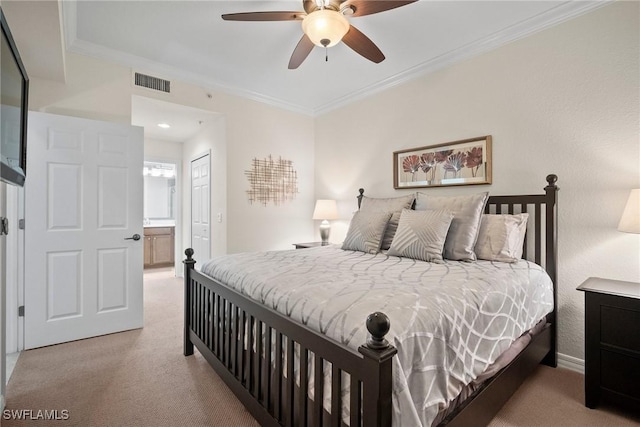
[302,9,349,48]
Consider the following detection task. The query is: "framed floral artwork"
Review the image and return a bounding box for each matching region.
[393,135,492,189]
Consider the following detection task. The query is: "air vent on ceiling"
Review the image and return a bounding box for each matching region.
[134,72,171,93]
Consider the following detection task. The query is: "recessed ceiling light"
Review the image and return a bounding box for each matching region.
[157,123,171,129]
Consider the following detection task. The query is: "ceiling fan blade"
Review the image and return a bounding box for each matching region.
[344,0,417,17]
[222,11,304,21]
[303,0,317,14]
[342,25,385,63]
[289,34,316,69]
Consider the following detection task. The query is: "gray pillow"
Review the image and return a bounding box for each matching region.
[387,209,454,263]
[342,211,392,254]
[475,214,529,263]
[360,194,415,250]
[415,192,489,261]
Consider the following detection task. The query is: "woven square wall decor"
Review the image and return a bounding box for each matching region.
[245,155,299,206]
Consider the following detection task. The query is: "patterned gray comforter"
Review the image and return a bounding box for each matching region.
[199,245,553,426]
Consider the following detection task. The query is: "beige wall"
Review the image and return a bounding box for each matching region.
[314,2,640,363]
[144,137,183,161]
[29,52,316,256]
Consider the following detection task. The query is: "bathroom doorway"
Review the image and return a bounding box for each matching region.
[143,160,179,271]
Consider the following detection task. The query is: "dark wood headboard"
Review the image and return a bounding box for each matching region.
[356,174,558,276]
[356,174,559,365]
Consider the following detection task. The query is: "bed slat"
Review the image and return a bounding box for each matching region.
[331,364,341,426]
[314,354,324,426]
[535,204,542,265]
[256,321,263,399]
[275,332,283,421]
[299,346,309,425]
[247,315,255,393]
[521,204,529,259]
[350,375,362,427]
[238,309,246,380]
[224,300,233,368]
[286,338,295,427]
[264,326,273,410]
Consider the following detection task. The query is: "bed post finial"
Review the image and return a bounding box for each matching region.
[358,188,365,210]
[185,248,194,262]
[545,174,558,188]
[365,311,391,350]
[359,312,396,427]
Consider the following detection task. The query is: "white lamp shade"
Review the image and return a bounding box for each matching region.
[618,189,640,233]
[301,10,349,48]
[313,199,339,220]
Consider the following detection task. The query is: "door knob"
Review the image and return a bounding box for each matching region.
[125,234,141,241]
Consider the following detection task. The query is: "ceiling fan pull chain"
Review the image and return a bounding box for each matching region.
[320,38,330,62]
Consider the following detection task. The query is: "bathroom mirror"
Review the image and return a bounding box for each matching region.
[143,161,176,223]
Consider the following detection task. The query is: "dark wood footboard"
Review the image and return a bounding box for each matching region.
[184,248,396,427]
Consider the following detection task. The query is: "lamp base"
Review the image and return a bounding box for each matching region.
[319,220,331,244]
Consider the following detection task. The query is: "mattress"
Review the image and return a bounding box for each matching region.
[198,245,554,426]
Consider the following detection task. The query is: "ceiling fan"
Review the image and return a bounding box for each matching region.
[222,0,417,69]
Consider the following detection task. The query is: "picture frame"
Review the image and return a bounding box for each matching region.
[393,135,492,189]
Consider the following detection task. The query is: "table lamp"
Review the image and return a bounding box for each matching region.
[312,199,339,244]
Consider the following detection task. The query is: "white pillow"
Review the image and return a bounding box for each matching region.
[415,192,488,261]
[360,194,415,250]
[342,211,392,254]
[474,214,529,263]
[387,209,454,263]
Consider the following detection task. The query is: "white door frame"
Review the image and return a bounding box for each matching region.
[0,182,7,410]
[4,184,23,354]
[144,156,181,276]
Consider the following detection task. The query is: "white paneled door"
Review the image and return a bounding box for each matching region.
[24,112,144,349]
[191,153,210,261]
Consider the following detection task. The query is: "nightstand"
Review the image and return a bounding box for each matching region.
[293,242,328,249]
[577,277,640,411]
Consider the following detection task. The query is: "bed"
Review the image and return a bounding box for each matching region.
[183,174,558,427]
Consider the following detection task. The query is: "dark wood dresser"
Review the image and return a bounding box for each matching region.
[577,277,640,411]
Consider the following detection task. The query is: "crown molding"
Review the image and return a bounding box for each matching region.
[312,0,611,116]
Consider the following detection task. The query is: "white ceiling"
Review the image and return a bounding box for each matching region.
[61,1,607,117]
[4,1,608,142]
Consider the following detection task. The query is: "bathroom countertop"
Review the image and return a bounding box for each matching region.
[144,221,175,228]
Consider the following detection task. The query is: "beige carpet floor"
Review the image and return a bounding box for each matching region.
[4,268,639,426]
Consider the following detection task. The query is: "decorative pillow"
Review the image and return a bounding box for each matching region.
[415,192,489,261]
[387,209,454,263]
[341,211,392,254]
[360,194,415,250]
[475,214,529,263]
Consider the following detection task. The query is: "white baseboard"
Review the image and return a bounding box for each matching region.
[557,352,584,374]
